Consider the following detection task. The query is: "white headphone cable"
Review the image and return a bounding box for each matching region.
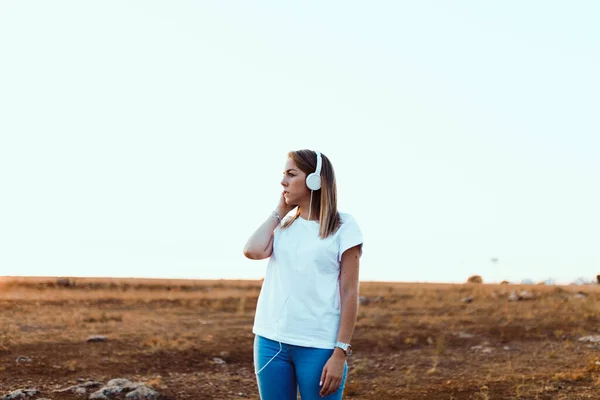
[308,190,314,222]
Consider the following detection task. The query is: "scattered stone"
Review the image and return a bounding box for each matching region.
[86,335,108,343]
[77,379,160,399]
[89,393,109,400]
[574,291,588,299]
[53,381,101,394]
[212,357,226,365]
[125,386,159,399]
[15,357,32,363]
[461,296,473,303]
[470,345,493,353]
[89,385,124,399]
[107,379,133,387]
[1,388,40,399]
[508,290,535,301]
[456,332,475,339]
[579,335,600,343]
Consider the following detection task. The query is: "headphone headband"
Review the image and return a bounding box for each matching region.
[314,150,322,176]
[305,150,322,191]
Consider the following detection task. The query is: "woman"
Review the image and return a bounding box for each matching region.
[243,149,363,399]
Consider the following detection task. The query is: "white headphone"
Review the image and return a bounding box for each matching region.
[305,151,322,191]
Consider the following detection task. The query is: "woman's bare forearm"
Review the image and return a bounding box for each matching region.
[336,291,358,344]
[243,213,280,259]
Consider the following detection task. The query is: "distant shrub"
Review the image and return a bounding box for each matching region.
[467,275,483,284]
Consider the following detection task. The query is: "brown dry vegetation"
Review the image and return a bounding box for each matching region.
[2,277,600,399]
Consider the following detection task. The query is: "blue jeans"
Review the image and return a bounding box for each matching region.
[253,335,348,399]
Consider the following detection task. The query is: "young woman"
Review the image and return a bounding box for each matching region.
[243,149,363,399]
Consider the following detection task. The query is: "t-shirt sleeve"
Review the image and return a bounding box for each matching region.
[338,215,364,262]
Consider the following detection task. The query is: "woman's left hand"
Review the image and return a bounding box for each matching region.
[319,351,346,397]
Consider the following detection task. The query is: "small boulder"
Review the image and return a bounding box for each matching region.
[1,389,40,400]
[86,335,108,343]
[107,379,133,387]
[125,386,159,399]
[89,385,124,399]
[579,335,600,343]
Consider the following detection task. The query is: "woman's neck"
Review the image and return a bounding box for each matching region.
[298,204,319,221]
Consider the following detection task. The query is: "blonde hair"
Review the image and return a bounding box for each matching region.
[281,149,341,238]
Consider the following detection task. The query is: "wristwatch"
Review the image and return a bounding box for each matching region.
[335,342,352,357]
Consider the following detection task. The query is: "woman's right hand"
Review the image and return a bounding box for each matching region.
[276,190,295,219]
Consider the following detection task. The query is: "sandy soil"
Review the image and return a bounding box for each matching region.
[1,277,600,399]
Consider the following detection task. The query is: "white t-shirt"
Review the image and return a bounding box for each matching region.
[252,212,363,349]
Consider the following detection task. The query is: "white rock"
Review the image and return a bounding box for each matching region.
[125,386,159,399]
[579,335,600,343]
[1,388,40,399]
[107,379,133,387]
[89,385,124,399]
[88,393,109,400]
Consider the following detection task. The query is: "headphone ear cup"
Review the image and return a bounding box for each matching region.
[306,173,321,191]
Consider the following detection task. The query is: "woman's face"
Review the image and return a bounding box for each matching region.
[281,157,310,206]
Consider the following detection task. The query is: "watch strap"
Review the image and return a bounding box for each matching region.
[335,342,352,356]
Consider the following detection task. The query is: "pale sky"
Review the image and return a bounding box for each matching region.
[1,1,598,285]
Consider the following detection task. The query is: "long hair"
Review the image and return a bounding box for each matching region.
[281,149,341,238]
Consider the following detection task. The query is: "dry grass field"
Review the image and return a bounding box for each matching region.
[2,276,600,399]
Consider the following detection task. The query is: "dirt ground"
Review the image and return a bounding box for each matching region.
[2,277,600,399]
